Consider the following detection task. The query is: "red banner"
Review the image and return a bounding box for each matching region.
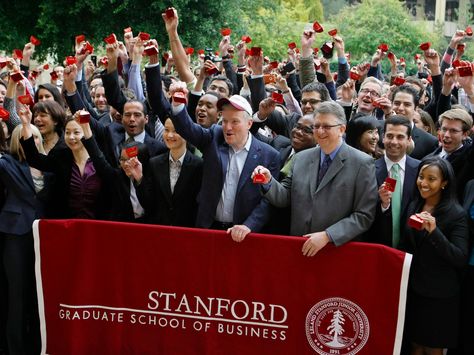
[33,220,411,355]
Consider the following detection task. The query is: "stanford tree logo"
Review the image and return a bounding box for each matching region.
[305,297,370,355]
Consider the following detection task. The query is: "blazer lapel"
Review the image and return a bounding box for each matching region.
[375,158,388,186]
[15,157,36,193]
[218,144,229,181]
[402,157,418,214]
[157,157,173,204]
[310,148,320,196]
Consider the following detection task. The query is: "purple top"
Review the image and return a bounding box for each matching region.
[68,159,102,219]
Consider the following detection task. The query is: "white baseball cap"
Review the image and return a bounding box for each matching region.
[217,95,253,116]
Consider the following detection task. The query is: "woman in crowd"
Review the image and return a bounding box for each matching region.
[345,115,383,159]
[413,109,437,136]
[19,107,107,219]
[0,123,47,355]
[34,83,67,108]
[403,157,469,355]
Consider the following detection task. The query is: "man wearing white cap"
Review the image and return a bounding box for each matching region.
[169,92,280,242]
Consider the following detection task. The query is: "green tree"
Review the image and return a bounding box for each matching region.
[331,0,440,68]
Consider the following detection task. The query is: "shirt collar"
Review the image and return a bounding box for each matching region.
[169,150,186,164]
[125,130,146,144]
[231,133,252,153]
[384,154,406,172]
[319,141,343,163]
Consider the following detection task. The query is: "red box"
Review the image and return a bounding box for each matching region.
[10,71,24,82]
[13,49,23,60]
[414,54,421,60]
[378,43,389,52]
[271,92,284,104]
[66,56,77,66]
[165,8,175,18]
[221,28,232,36]
[241,35,252,43]
[138,32,150,41]
[80,41,94,55]
[50,71,58,80]
[350,71,361,81]
[0,107,10,121]
[206,67,219,75]
[104,33,117,44]
[75,34,86,44]
[269,61,279,69]
[400,57,405,63]
[185,47,194,55]
[393,77,406,86]
[456,43,465,51]
[253,173,266,184]
[173,91,187,104]
[458,66,473,77]
[18,94,33,105]
[328,29,337,37]
[313,21,324,33]
[125,146,138,158]
[79,111,90,124]
[452,59,461,68]
[144,45,158,56]
[288,42,297,49]
[466,26,473,36]
[250,47,262,56]
[387,52,395,60]
[384,177,397,192]
[43,63,50,70]
[30,35,41,46]
[408,214,424,230]
[100,57,109,67]
[419,42,431,51]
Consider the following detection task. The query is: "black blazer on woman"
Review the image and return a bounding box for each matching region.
[136,150,203,227]
[403,201,469,298]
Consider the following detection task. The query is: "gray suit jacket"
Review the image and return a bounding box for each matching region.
[264,142,378,246]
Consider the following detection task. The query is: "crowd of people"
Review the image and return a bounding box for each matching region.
[0,7,473,355]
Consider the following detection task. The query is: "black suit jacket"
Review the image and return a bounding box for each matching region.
[368,156,420,247]
[404,201,469,298]
[409,125,438,160]
[428,141,474,201]
[136,150,203,227]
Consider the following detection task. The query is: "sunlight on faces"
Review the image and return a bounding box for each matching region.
[357,82,381,113]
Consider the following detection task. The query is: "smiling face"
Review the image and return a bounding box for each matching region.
[221,106,252,150]
[122,101,148,137]
[37,88,55,102]
[33,111,56,136]
[383,124,411,162]
[313,113,345,154]
[301,91,322,115]
[417,164,447,204]
[359,128,379,156]
[163,118,186,151]
[195,94,218,128]
[208,80,230,98]
[291,115,316,152]
[93,86,108,113]
[357,82,381,113]
[392,92,415,121]
[64,120,84,152]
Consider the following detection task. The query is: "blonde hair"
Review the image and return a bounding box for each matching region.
[10,125,45,161]
[439,108,473,132]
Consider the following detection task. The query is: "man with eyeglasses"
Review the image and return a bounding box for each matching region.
[254,101,377,256]
[426,108,473,200]
[253,82,331,139]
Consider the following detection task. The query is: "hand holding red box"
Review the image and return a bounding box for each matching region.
[408,214,424,230]
[172,91,188,105]
[125,146,138,158]
[384,177,397,192]
[252,173,266,184]
[30,35,41,46]
[79,111,90,124]
[0,108,10,121]
[313,21,324,33]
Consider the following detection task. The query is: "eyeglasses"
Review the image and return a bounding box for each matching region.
[440,127,463,134]
[313,124,342,131]
[293,123,315,135]
[359,88,381,98]
[301,99,322,106]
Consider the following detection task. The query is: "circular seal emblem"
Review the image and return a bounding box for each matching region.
[305,297,370,355]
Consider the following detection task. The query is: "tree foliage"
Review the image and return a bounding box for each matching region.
[331,0,439,64]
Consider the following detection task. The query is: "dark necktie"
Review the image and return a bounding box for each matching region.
[318,154,332,186]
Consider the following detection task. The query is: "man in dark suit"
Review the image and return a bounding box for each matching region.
[169,93,280,242]
[391,84,438,159]
[255,101,378,256]
[369,116,420,248]
[426,108,473,201]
